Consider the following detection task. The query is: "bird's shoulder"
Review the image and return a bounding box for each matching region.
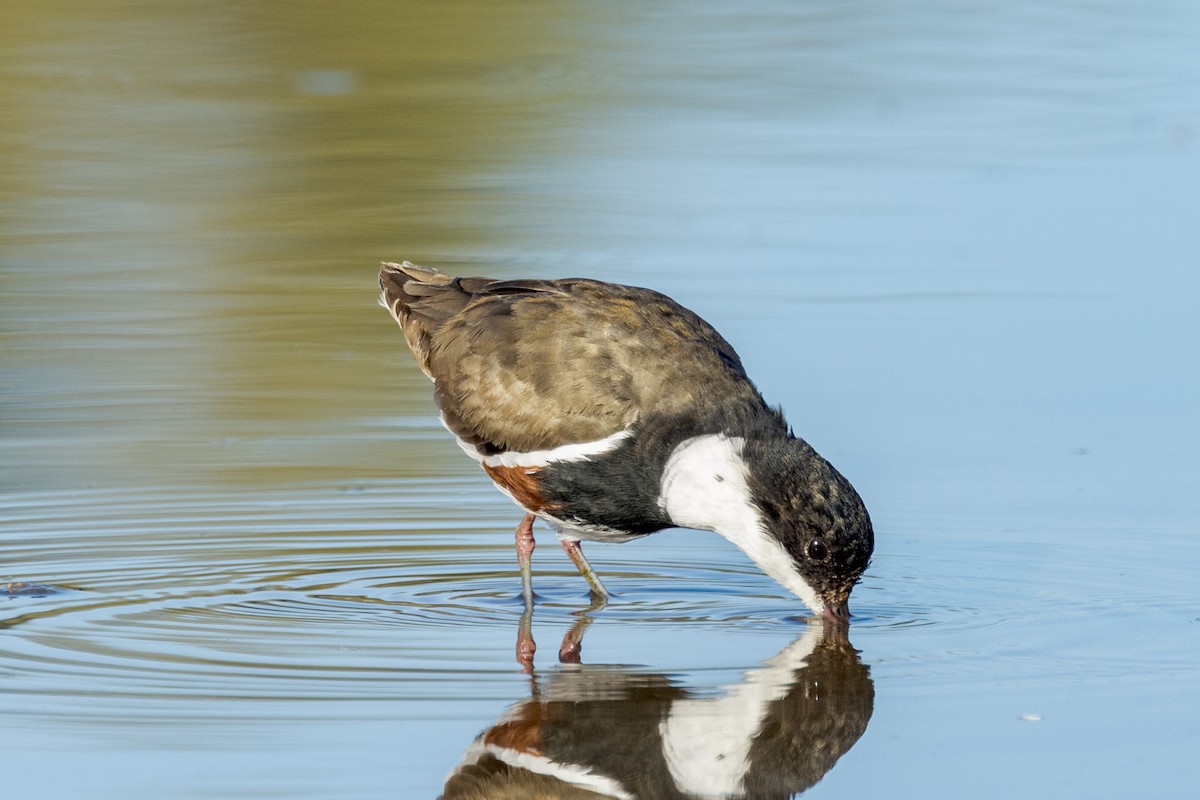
[428,276,765,454]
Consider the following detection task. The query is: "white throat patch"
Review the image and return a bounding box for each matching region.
[657,434,826,616]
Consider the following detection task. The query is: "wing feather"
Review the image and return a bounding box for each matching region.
[380,262,763,454]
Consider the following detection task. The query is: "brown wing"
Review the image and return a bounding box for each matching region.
[379,261,763,453]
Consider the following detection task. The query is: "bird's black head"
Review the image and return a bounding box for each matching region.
[743,435,874,620]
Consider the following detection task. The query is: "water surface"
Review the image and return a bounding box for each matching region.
[2,1,1198,797]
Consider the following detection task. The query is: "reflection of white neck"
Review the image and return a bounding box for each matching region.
[659,624,824,799]
[657,434,824,616]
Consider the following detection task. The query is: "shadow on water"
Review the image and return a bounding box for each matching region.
[442,619,873,800]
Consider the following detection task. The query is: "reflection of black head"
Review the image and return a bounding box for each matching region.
[440,626,874,800]
[742,631,874,798]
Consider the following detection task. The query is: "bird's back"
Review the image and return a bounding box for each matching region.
[378,261,769,454]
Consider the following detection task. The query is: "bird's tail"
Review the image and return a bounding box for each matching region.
[378,261,492,378]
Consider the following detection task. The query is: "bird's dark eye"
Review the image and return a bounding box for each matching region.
[806,538,829,561]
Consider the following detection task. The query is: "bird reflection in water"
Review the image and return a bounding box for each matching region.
[441,619,873,799]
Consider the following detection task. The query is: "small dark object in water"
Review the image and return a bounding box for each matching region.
[4,581,59,597]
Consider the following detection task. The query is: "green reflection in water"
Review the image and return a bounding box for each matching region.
[0,1,608,490]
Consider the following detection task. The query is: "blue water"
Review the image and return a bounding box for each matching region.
[2,1,1198,797]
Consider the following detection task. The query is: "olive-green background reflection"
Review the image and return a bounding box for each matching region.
[0,1,608,489]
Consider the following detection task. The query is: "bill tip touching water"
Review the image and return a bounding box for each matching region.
[378,260,874,620]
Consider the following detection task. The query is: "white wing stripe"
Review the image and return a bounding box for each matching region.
[484,429,633,468]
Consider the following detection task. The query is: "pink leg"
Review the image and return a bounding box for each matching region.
[516,609,536,673]
[558,616,593,664]
[515,513,536,607]
[560,538,610,600]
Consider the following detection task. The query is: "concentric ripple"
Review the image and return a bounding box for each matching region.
[4,481,1192,716]
[0,481,812,711]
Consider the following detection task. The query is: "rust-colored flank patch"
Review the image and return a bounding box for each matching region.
[483,702,546,756]
[482,463,549,513]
